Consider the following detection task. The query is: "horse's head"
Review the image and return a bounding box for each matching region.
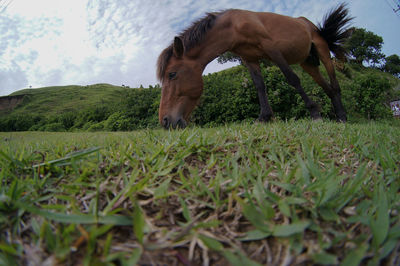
[158,37,203,129]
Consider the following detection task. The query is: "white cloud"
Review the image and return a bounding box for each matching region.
[0,63,28,95]
[0,0,399,96]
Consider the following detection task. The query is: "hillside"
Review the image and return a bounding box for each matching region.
[0,83,129,116]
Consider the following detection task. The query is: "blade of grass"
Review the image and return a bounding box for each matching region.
[371,183,389,248]
[16,202,132,225]
[0,242,18,256]
[133,201,145,244]
[334,163,367,212]
[238,230,271,242]
[341,243,368,266]
[272,220,310,237]
[198,234,223,251]
[31,147,101,168]
[237,198,271,233]
[222,250,262,266]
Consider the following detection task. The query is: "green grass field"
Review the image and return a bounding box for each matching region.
[1,121,399,265]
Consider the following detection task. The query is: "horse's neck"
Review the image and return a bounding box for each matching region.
[187,28,234,72]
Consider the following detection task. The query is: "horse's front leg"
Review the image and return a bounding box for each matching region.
[244,61,273,122]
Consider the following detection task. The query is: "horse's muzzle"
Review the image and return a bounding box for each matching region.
[162,116,187,129]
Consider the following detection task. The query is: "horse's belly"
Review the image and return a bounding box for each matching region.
[232,44,265,61]
[278,40,311,64]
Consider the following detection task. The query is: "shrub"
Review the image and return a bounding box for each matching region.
[59,112,77,130]
[0,114,43,131]
[123,87,160,129]
[192,66,259,126]
[104,112,131,131]
[42,122,65,132]
[87,122,105,132]
[87,106,112,122]
[343,73,393,120]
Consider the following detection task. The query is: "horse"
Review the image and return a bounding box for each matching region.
[157,3,353,129]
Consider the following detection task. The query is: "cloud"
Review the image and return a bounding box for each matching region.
[0,0,399,96]
[0,62,28,95]
[0,13,62,95]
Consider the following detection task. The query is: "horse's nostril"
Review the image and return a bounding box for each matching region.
[162,116,186,129]
[176,118,187,129]
[162,116,170,129]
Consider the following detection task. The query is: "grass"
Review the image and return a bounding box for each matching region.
[0,120,399,265]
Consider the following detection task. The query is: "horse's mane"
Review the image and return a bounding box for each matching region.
[157,11,226,82]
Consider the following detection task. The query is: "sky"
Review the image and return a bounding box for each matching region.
[0,0,399,96]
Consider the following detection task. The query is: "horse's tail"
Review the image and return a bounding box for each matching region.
[317,3,353,61]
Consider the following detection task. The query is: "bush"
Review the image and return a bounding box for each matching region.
[123,87,160,129]
[87,122,105,132]
[344,73,393,120]
[42,122,65,132]
[192,66,259,126]
[263,66,309,120]
[86,106,113,122]
[0,114,43,131]
[59,112,77,130]
[104,112,131,131]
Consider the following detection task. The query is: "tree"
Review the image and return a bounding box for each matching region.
[383,54,400,78]
[217,51,242,64]
[345,73,393,120]
[345,28,385,66]
[217,51,273,67]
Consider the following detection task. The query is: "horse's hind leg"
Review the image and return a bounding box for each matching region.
[268,52,322,120]
[244,61,273,122]
[300,62,347,122]
[309,42,347,122]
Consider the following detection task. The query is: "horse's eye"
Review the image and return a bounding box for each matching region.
[168,72,177,80]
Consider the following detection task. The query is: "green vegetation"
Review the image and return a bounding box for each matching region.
[1,121,399,265]
[1,63,399,132]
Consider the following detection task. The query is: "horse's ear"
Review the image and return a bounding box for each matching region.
[173,36,184,58]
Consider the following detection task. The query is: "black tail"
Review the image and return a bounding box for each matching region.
[318,3,354,61]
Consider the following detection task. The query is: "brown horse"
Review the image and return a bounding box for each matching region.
[157,3,353,129]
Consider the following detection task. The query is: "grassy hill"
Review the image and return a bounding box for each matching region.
[1,84,129,116]
[1,121,399,265]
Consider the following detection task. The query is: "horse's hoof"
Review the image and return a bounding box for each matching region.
[257,118,270,123]
[257,114,273,123]
[312,117,323,122]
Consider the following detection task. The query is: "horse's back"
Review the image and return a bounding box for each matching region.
[226,9,314,64]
